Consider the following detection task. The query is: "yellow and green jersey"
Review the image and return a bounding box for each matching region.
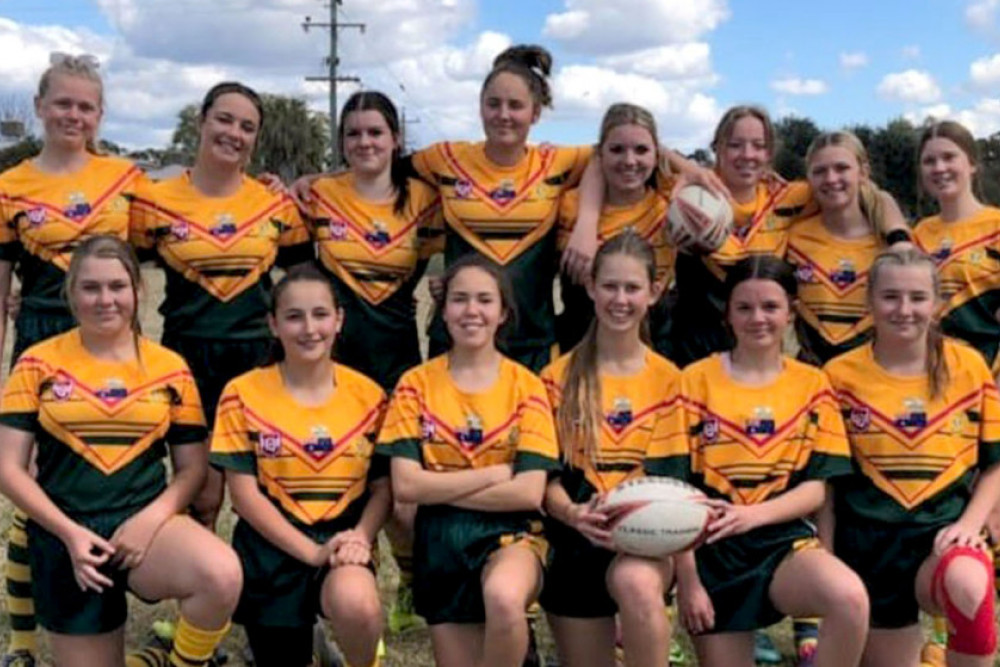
[0,329,206,516]
[306,173,442,390]
[210,363,386,526]
[0,155,145,313]
[913,207,1000,368]
[412,141,591,354]
[785,214,879,363]
[130,172,312,339]
[541,348,682,500]
[824,340,1000,526]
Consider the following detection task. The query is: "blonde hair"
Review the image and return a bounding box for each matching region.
[805,131,892,241]
[598,103,658,147]
[37,53,104,154]
[711,105,776,158]
[867,247,948,398]
[556,231,657,465]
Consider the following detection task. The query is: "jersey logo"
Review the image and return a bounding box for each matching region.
[830,259,858,288]
[795,263,814,283]
[489,179,517,204]
[209,212,238,239]
[259,431,282,457]
[364,220,391,248]
[64,192,92,221]
[746,406,776,436]
[51,377,74,401]
[26,207,47,227]
[171,219,189,241]
[930,239,952,263]
[702,416,720,443]
[96,379,128,405]
[304,425,335,460]
[849,406,871,431]
[420,413,436,440]
[457,413,484,448]
[328,218,348,240]
[506,424,520,447]
[455,179,473,199]
[894,397,927,430]
[607,397,634,430]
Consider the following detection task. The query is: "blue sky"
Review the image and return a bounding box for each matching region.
[1,0,998,151]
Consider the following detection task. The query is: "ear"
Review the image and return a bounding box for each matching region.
[334,306,345,336]
[33,95,43,118]
[583,274,597,302]
[650,279,665,304]
[531,105,542,125]
[267,313,279,339]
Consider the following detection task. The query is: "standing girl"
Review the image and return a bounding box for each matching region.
[824,248,1000,666]
[541,231,686,667]
[672,255,870,667]
[0,53,146,663]
[0,235,242,667]
[377,256,560,667]
[131,81,313,527]
[211,264,389,667]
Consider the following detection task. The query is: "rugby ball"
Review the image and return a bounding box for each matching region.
[599,477,709,558]
[666,184,734,253]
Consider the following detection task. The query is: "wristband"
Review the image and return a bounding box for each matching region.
[884,229,912,246]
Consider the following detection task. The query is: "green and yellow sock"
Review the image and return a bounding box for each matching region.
[168,617,230,667]
[125,648,170,667]
[6,510,37,656]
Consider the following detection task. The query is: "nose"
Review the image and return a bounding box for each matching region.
[96,286,114,305]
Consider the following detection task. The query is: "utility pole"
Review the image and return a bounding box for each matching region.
[303,1,364,167]
[400,108,420,153]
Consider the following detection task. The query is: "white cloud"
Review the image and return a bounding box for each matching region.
[970,53,1000,90]
[598,43,715,82]
[966,0,999,34]
[901,45,921,60]
[877,69,941,104]
[542,0,730,55]
[770,77,829,96]
[905,99,1000,137]
[839,52,868,70]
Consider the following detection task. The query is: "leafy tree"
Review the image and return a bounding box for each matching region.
[772,116,821,180]
[168,94,329,180]
[0,137,42,173]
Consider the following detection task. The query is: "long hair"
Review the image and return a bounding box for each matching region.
[339,90,410,214]
[263,263,340,365]
[597,103,659,190]
[38,52,104,154]
[867,247,948,399]
[481,45,554,111]
[556,231,658,464]
[805,130,892,241]
[917,120,983,214]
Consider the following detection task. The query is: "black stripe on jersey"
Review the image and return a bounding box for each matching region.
[200,267,253,277]
[289,491,344,502]
[79,435,139,446]
[882,470,941,480]
[544,170,573,187]
[774,204,808,218]
[594,462,642,472]
[471,229,530,240]
[816,313,865,324]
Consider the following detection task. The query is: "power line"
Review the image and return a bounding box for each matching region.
[302,1,363,167]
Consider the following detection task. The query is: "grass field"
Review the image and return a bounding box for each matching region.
[0,266,971,666]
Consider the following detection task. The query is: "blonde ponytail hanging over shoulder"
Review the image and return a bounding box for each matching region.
[556,319,602,466]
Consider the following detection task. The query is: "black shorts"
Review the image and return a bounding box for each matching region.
[539,518,617,618]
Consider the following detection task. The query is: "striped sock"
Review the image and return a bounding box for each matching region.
[931,615,948,645]
[125,648,170,667]
[6,510,36,655]
[168,617,230,667]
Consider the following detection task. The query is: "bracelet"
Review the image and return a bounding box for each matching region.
[884,229,912,246]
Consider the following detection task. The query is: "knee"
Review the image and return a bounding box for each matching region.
[606,559,667,616]
[942,555,991,616]
[482,576,530,628]
[200,546,243,612]
[833,575,869,627]
[938,552,996,656]
[326,580,382,633]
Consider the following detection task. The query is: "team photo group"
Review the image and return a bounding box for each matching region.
[0,31,998,667]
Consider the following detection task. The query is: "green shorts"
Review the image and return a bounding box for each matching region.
[11,308,77,367]
[233,506,367,629]
[413,505,548,625]
[161,333,270,427]
[696,521,818,633]
[27,507,151,635]
[835,517,938,628]
[539,518,617,618]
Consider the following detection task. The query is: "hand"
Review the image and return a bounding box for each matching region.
[703,499,763,543]
[567,500,613,549]
[5,290,20,321]
[762,169,787,191]
[934,521,985,555]
[62,524,116,592]
[257,172,288,196]
[327,528,372,567]
[672,165,731,202]
[289,174,323,208]
[677,577,715,635]
[428,275,444,302]
[110,504,172,570]
[560,224,598,286]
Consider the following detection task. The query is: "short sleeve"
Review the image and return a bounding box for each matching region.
[539,363,562,415]
[410,144,441,185]
[276,197,314,267]
[0,188,20,261]
[801,375,852,481]
[376,379,424,462]
[128,180,158,252]
[166,368,208,445]
[976,366,1000,469]
[555,190,579,252]
[208,382,257,475]
[513,375,560,473]
[0,355,44,433]
[416,192,445,260]
[551,145,593,191]
[644,383,690,481]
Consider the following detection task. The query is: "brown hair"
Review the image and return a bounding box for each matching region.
[711,105,776,159]
[481,45,553,111]
[37,53,104,154]
[339,90,409,214]
[434,255,517,349]
[917,120,983,207]
[556,231,658,464]
[805,130,892,241]
[264,262,340,365]
[867,247,948,399]
[64,235,143,362]
[197,81,265,164]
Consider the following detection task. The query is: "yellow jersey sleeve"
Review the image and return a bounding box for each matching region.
[644,376,690,480]
[0,352,44,432]
[513,369,559,472]
[804,372,852,480]
[210,380,256,475]
[555,189,580,252]
[974,354,1000,469]
[375,367,425,461]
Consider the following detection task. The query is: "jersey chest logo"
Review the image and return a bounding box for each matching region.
[96,378,128,405]
[830,259,858,288]
[457,413,484,448]
[304,425,335,460]
[259,431,282,457]
[746,406,776,436]
[894,398,928,431]
[363,220,392,248]
[606,397,634,431]
[209,212,238,239]
[64,192,92,221]
[849,406,871,431]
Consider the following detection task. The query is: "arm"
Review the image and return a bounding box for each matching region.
[227,470,326,566]
[561,156,602,284]
[544,477,612,547]
[934,461,1000,554]
[816,484,836,549]
[674,545,715,634]
[662,149,730,198]
[390,457,511,505]
[0,259,12,369]
[704,479,826,543]
[450,469,546,512]
[327,476,393,568]
[0,424,116,590]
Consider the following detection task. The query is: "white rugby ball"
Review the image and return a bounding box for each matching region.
[666,184,734,253]
[599,477,708,558]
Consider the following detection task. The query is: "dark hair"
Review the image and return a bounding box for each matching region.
[340,91,410,214]
[481,45,553,111]
[434,255,517,349]
[264,263,340,365]
[723,254,798,325]
[200,81,264,125]
[867,247,949,399]
[917,120,983,210]
[557,231,658,464]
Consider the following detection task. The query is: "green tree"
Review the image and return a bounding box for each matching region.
[0,137,42,173]
[772,116,821,180]
[168,94,329,181]
[866,118,919,219]
[978,133,1000,207]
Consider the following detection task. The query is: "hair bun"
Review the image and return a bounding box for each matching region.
[493,45,552,78]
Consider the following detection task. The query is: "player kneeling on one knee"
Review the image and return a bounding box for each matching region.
[0,236,241,667]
